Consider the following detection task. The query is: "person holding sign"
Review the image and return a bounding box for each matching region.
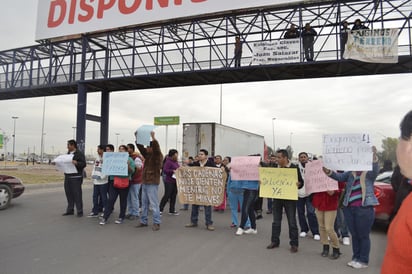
[135,131,163,231]
[297,152,320,241]
[100,145,135,225]
[266,149,303,253]
[185,149,216,231]
[62,139,86,217]
[323,146,379,269]
[88,145,108,217]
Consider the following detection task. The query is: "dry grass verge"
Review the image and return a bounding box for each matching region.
[0,163,93,184]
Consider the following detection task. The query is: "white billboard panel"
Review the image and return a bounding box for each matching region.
[36,0,303,40]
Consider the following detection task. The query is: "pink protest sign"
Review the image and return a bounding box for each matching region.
[230,156,261,180]
[304,160,338,194]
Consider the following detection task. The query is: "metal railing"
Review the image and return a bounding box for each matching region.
[0,0,411,91]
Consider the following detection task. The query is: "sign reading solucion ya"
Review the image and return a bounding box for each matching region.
[154,116,180,126]
[259,168,298,200]
[175,166,227,206]
[36,0,310,40]
[322,133,373,171]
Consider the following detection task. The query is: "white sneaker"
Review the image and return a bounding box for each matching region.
[99,219,107,225]
[342,237,350,246]
[351,262,368,269]
[314,234,321,241]
[299,232,307,237]
[235,227,244,236]
[347,260,356,267]
[244,228,257,234]
[114,218,124,224]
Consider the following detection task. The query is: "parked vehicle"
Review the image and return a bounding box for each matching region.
[374,171,395,224]
[182,123,265,159]
[0,175,25,210]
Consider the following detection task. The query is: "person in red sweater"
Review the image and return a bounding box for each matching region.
[381,110,412,273]
[312,179,343,259]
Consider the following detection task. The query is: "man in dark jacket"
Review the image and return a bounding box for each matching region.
[284,24,300,39]
[301,23,317,61]
[63,139,86,217]
[267,149,304,253]
[185,149,217,231]
[136,131,163,231]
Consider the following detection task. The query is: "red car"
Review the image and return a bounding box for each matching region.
[374,171,395,224]
[0,174,25,210]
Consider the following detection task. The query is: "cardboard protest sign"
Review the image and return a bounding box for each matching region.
[175,166,227,206]
[259,167,298,200]
[304,160,338,194]
[101,152,129,176]
[322,133,373,171]
[230,156,261,180]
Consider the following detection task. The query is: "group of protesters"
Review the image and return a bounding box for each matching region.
[60,110,412,273]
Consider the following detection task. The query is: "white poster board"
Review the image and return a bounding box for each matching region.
[343,28,399,63]
[135,125,156,147]
[322,133,373,171]
[252,39,300,65]
[53,154,77,174]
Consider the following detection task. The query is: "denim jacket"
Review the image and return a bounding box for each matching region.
[329,162,379,207]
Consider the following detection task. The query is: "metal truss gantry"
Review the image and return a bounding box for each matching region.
[0,0,411,146]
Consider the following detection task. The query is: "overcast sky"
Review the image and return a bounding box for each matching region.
[0,0,410,159]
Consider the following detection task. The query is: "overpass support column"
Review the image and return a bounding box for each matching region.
[100,90,110,145]
[76,82,87,152]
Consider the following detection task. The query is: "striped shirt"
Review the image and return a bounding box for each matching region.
[348,172,362,207]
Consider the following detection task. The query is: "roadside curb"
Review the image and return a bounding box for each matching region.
[25,180,93,190]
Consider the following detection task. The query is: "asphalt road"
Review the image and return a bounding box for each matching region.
[1,182,387,274]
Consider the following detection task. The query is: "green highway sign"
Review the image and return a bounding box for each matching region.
[0,134,3,149]
[154,116,180,126]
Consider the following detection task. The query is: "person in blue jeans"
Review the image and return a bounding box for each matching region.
[126,143,143,220]
[334,206,351,245]
[323,146,379,269]
[235,177,259,236]
[267,149,304,253]
[185,149,216,231]
[88,145,108,217]
[136,131,163,231]
[297,152,320,240]
[227,173,251,229]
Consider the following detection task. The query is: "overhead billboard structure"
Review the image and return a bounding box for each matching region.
[36,0,309,41]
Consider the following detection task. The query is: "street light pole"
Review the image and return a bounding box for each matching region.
[12,116,19,162]
[272,117,276,154]
[72,126,76,140]
[115,133,120,149]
